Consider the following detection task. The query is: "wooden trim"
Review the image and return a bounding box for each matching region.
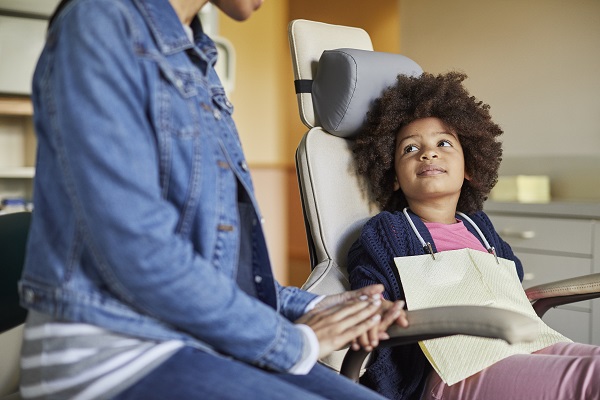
[0,97,33,116]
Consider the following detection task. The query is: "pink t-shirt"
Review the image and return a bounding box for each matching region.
[424,220,487,253]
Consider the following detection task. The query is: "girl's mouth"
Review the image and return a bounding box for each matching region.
[417,165,446,176]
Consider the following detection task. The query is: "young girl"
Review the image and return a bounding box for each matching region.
[348,72,600,400]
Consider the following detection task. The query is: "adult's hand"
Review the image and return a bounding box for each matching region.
[310,284,386,313]
[295,298,382,358]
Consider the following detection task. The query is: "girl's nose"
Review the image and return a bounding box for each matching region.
[420,148,439,160]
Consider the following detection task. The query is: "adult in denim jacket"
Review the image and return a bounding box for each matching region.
[18,0,404,398]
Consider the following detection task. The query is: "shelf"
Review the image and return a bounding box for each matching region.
[0,97,33,116]
[0,167,35,178]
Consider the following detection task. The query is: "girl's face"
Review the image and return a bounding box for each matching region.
[393,117,469,209]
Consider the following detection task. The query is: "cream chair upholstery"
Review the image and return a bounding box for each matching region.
[0,326,23,400]
[0,324,23,400]
[287,19,600,381]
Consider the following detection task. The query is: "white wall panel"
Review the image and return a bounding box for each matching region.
[0,15,46,95]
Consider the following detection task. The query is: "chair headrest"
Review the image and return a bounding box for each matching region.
[312,48,423,138]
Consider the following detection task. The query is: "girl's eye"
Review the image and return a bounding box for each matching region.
[438,140,452,148]
[403,144,418,154]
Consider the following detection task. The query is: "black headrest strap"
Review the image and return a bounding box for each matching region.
[294,79,313,94]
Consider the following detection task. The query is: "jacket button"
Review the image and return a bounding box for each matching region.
[239,161,249,172]
[254,275,263,283]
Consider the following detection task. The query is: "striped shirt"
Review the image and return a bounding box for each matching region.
[20,311,184,399]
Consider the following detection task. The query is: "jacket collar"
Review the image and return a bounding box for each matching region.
[133,0,217,66]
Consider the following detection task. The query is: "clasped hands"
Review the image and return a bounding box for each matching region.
[295,284,408,358]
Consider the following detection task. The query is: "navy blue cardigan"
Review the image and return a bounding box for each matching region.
[347,210,523,400]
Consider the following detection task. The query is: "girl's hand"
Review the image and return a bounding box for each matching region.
[352,299,409,352]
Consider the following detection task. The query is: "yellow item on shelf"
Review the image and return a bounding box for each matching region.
[490,175,551,203]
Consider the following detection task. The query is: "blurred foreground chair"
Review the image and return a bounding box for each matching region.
[0,212,31,400]
[287,19,600,381]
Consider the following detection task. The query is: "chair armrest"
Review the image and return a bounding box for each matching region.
[525,272,600,317]
[340,305,539,382]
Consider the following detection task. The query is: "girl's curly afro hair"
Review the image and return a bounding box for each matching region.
[353,71,503,214]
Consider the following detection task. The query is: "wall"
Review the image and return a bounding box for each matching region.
[218,1,291,166]
[400,0,600,200]
[220,0,401,163]
[217,0,402,286]
[218,2,293,283]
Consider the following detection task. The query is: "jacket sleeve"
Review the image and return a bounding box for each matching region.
[276,282,319,321]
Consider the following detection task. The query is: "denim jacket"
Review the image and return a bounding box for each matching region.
[19,0,317,372]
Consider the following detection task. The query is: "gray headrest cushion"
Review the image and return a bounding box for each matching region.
[312,48,423,138]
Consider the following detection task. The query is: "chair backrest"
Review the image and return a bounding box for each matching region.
[288,19,422,371]
[289,20,422,294]
[289,19,374,299]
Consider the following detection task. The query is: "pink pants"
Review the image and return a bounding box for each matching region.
[422,342,600,400]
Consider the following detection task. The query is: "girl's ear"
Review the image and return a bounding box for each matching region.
[464,169,471,181]
[393,176,400,191]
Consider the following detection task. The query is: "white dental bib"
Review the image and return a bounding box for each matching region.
[394,209,570,385]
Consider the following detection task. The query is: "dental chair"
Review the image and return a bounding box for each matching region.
[287,19,600,382]
[0,211,31,400]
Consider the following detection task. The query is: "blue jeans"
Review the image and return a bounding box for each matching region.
[113,347,386,399]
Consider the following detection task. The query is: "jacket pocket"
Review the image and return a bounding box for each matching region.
[157,58,201,98]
